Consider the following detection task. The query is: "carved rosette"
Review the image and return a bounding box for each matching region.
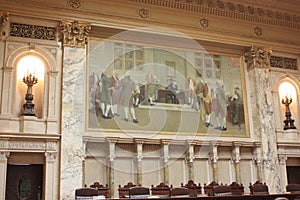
[45,152,57,163]
[138,8,150,19]
[68,0,81,9]
[60,20,91,47]
[244,46,272,71]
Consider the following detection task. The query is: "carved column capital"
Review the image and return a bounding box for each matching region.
[0,152,10,161]
[244,46,272,71]
[60,20,91,47]
[45,152,57,163]
[278,156,287,165]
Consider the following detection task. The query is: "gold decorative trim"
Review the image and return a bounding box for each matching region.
[244,46,272,71]
[10,23,56,40]
[199,18,209,28]
[60,20,91,47]
[129,0,300,30]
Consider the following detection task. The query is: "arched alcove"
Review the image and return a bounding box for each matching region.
[276,77,300,130]
[16,54,46,118]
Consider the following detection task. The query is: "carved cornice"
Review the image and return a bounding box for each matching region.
[244,46,272,71]
[129,0,300,29]
[60,20,91,47]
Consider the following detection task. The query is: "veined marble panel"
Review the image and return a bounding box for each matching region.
[61,47,86,199]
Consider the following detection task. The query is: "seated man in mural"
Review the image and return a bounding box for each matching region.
[166,79,178,104]
[147,76,162,106]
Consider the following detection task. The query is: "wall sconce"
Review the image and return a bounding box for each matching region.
[279,82,296,130]
[22,71,38,116]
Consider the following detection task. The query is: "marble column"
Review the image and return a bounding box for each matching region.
[161,140,171,185]
[60,20,91,199]
[245,46,281,193]
[209,144,218,182]
[107,138,117,198]
[232,144,241,183]
[186,141,195,181]
[135,139,145,185]
[0,152,9,200]
[45,152,57,200]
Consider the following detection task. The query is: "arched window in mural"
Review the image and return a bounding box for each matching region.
[16,55,45,118]
[279,81,297,130]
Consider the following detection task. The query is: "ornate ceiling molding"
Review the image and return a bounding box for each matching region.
[129,0,300,29]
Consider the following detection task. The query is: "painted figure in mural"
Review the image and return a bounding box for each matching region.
[100,71,112,119]
[186,76,196,106]
[147,75,161,106]
[117,72,138,123]
[89,71,100,111]
[194,71,204,112]
[229,86,241,126]
[215,79,227,131]
[111,71,120,117]
[195,71,212,127]
[166,79,178,104]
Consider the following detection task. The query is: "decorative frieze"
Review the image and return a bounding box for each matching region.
[60,20,91,47]
[10,23,56,40]
[130,0,300,29]
[0,140,57,151]
[270,56,298,70]
[244,46,272,71]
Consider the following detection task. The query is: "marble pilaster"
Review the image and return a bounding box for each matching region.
[186,141,195,181]
[0,152,9,200]
[161,140,171,185]
[107,138,117,198]
[209,144,218,183]
[60,45,87,199]
[45,152,57,200]
[245,46,281,193]
[135,139,145,185]
[278,156,288,192]
[232,144,241,183]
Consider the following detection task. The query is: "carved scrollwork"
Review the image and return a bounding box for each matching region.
[10,23,56,40]
[270,56,298,70]
[60,20,91,47]
[244,46,272,71]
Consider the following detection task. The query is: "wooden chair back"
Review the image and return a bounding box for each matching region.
[129,186,150,198]
[151,183,172,197]
[213,184,232,196]
[204,181,219,196]
[249,181,269,195]
[170,187,190,198]
[118,182,136,198]
[229,182,244,195]
[286,183,300,193]
[181,180,202,196]
[75,187,98,199]
[89,182,110,198]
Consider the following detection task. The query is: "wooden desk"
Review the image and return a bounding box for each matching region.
[157,89,185,104]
